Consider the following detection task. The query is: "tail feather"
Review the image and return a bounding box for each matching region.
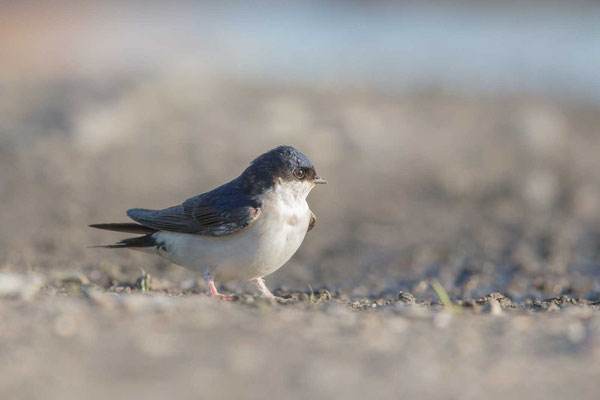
[89,223,157,234]
[89,234,157,249]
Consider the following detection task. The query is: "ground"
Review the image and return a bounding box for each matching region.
[1,277,600,400]
[1,75,600,399]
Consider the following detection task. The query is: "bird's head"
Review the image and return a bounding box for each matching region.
[241,145,326,196]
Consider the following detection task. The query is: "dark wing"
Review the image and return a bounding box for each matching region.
[127,179,261,236]
[308,210,316,232]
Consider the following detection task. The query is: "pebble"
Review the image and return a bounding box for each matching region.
[319,290,332,301]
[297,293,309,302]
[484,298,504,316]
[487,292,512,307]
[397,291,416,304]
[56,272,90,286]
[237,294,256,304]
[0,272,44,300]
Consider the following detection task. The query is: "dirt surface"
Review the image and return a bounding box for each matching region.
[1,275,600,400]
[2,74,600,399]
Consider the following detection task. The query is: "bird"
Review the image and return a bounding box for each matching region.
[89,145,326,300]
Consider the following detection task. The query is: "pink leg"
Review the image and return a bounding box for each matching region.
[252,277,276,299]
[204,271,235,300]
[252,277,293,302]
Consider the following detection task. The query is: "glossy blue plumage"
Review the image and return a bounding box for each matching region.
[127,146,314,236]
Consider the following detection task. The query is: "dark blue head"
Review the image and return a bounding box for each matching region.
[240,146,326,194]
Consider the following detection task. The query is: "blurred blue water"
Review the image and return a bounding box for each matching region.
[160,1,599,101]
[7,1,600,102]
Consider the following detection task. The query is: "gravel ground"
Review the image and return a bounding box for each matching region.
[1,74,600,399]
[1,273,600,400]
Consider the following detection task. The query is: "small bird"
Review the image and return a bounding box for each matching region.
[90,145,326,300]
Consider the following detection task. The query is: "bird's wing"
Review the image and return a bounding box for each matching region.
[127,181,261,236]
[307,210,316,232]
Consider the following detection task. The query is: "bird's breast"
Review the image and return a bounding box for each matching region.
[153,189,312,281]
[254,196,310,240]
[248,193,310,272]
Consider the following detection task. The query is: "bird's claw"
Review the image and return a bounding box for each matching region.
[209,293,236,300]
[270,296,293,303]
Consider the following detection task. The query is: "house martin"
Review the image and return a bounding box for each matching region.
[90,145,326,300]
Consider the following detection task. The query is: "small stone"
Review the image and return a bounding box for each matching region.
[484,298,504,316]
[0,273,44,300]
[297,293,309,302]
[487,292,512,307]
[397,291,416,304]
[0,273,27,296]
[319,290,332,301]
[58,272,90,286]
[238,294,255,304]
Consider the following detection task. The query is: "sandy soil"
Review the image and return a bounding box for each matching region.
[1,277,600,400]
[1,74,600,399]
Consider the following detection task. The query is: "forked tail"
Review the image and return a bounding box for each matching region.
[89,223,158,249]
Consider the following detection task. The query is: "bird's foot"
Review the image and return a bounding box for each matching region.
[214,293,236,301]
[206,277,236,300]
[252,277,293,303]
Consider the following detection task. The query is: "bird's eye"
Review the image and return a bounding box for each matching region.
[294,168,305,179]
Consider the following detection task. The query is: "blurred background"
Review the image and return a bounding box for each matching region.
[1,0,600,300]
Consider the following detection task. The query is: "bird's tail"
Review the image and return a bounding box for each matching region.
[88,234,157,249]
[88,223,158,249]
[89,223,157,234]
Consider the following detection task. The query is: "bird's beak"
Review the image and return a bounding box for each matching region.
[313,176,327,184]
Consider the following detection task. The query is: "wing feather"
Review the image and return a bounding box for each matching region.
[126,178,261,236]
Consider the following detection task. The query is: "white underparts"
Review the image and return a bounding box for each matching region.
[150,179,315,281]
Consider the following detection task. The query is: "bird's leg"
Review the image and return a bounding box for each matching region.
[252,277,275,299]
[252,277,291,302]
[203,270,235,300]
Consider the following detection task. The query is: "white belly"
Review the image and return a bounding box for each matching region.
[150,193,311,281]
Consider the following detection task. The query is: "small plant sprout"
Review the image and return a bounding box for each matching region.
[136,268,151,292]
[431,279,461,313]
[308,285,315,303]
